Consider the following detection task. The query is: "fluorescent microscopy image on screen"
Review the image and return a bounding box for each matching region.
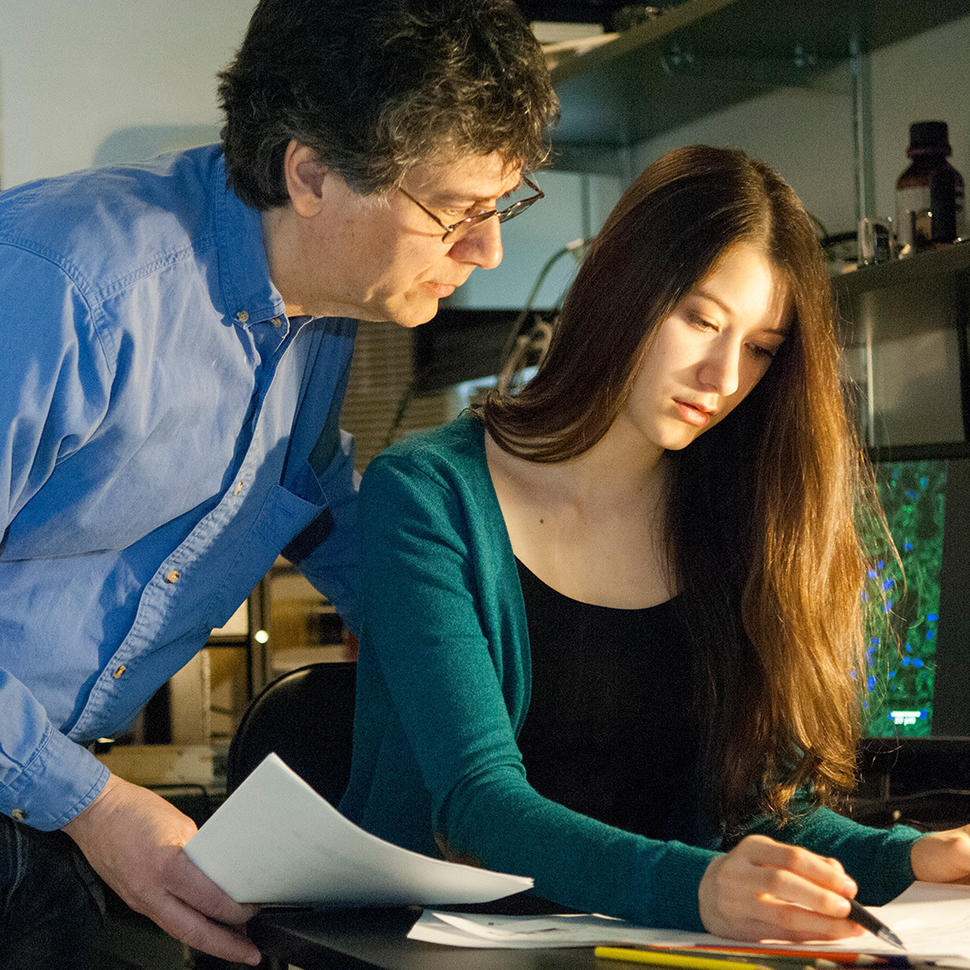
[862,459,945,738]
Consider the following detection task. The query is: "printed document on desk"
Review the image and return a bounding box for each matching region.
[184,753,533,906]
[410,882,970,966]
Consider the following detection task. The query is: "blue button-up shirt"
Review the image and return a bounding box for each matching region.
[0,146,359,830]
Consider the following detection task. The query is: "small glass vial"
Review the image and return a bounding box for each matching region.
[895,121,965,256]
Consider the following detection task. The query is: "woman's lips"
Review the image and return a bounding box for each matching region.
[674,400,714,427]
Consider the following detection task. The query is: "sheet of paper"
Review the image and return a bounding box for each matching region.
[184,753,533,906]
[409,882,970,965]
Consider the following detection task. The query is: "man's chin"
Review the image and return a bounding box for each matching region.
[388,298,442,328]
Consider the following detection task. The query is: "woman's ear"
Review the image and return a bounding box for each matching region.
[282,139,329,217]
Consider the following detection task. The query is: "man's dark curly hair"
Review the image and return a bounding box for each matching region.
[217,0,559,210]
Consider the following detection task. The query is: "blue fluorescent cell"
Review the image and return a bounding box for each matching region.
[888,670,896,678]
[928,613,939,622]
[867,646,877,659]
[877,560,886,570]
[883,601,893,613]
[867,675,877,690]
[861,591,869,602]
[850,668,858,679]
[870,637,881,646]
[905,489,918,499]
[867,569,878,579]
[913,658,924,668]
[902,656,911,666]
[903,541,914,552]
[883,578,895,591]
[927,629,936,641]
[905,642,912,652]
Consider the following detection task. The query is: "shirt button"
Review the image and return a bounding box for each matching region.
[113,665,127,679]
[11,808,27,821]
[235,310,250,323]
[164,569,181,584]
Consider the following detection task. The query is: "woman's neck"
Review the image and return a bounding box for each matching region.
[484,429,675,609]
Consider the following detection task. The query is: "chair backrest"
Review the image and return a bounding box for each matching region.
[226,661,357,806]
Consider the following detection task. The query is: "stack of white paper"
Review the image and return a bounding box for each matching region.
[184,753,533,906]
[409,882,970,966]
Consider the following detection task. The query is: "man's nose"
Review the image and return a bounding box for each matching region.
[449,215,503,270]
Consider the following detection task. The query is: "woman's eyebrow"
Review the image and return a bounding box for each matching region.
[689,286,731,316]
[688,290,791,338]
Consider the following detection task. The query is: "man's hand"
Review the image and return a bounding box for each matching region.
[63,773,261,965]
[698,834,866,942]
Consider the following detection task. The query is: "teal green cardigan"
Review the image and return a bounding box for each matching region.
[340,414,921,930]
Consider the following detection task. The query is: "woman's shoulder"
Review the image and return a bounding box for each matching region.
[366,412,487,477]
[359,413,502,526]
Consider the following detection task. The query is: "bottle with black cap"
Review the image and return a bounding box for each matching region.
[895,120,965,256]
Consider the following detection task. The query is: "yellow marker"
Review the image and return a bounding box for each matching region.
[594,946,775,970]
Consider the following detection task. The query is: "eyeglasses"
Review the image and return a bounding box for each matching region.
[399,175,544,243]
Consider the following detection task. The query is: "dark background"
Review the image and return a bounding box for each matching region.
[516,1,689,30]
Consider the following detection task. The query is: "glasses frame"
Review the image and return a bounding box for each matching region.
[399,175,544,243]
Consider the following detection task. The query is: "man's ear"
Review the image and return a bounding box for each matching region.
[283,140,329,217]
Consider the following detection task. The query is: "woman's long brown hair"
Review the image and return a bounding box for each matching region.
[481,146,884,834]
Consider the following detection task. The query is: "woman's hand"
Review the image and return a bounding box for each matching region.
[698,834,867,941]
[911,825,970,884]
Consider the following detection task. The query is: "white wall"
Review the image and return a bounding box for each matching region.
[449,170,625,310]
[632,13,970,243]
[869,16,970,225]
[633,73,856,239]
[1,5,967,304]
[461,12,970,313]
[0,0,256,189]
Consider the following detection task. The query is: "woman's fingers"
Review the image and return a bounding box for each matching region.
[698,835,867,942]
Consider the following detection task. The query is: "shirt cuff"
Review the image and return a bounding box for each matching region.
[0,723,110,831]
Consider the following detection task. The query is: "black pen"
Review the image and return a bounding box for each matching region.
[848,898,905,949]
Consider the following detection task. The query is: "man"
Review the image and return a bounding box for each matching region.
[0,0,558,963]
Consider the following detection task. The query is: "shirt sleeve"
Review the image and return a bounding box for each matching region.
[0,243,113,829]
[356,450,717,931]
[0,670,110,830]
[746,803,921,905]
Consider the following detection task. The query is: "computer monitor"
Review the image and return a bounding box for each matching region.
[862,441,970,740]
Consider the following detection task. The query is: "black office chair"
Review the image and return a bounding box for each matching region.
[194,661,358,970]
[226,660,357,803]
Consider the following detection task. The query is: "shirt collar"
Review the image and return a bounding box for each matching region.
[211,151,288,329]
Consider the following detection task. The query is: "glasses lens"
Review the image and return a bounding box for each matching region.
[445,180,542,240]
[498,194,540,224]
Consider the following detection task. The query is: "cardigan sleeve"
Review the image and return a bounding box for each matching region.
[356,445,717,930]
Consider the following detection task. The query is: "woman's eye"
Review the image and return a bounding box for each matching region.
[688,312,718,331]
[748,343,778,360]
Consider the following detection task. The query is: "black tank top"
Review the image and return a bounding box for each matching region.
[514,558,706,843]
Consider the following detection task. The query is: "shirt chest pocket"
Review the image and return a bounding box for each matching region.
[202,481,328,630]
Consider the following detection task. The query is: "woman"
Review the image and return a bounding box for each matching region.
[340,146,970,940]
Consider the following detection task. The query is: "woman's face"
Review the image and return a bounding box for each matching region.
[618,241,791,453]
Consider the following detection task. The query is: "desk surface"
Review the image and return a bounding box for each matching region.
[250,906,601,970]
